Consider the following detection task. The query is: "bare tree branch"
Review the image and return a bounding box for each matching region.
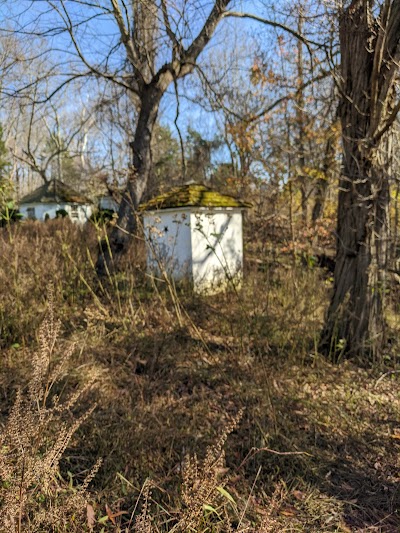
[222,11,326,50]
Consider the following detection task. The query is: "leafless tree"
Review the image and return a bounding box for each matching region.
[10,95,93,187]
[12,0,232,269]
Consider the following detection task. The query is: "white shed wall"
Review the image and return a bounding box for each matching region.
[190,209,243,292]
[19,202,92,224]
[143,209,192,280]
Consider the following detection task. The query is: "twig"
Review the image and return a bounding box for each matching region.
[374,370,400,388]
[238,446,311,471]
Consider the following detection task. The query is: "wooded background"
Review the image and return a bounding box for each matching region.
[0,0,400,359]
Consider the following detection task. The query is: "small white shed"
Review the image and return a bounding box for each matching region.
[19,180,93,223]
[141,184,250,293]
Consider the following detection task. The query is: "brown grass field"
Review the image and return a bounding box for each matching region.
[1,219,400,532]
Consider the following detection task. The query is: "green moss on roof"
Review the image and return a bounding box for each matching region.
[140,184,251,211]
[19,179,91,205]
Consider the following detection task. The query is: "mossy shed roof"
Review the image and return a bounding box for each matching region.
[140,184,251,211]
[19,180,92,205]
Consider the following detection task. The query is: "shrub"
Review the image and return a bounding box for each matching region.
[55,209,69,219]
[0,205,22,227]
[0,178,22,227]
[0,288,99,532]
[90,208,116,225]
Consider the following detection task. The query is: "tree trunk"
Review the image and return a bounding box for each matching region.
[296,7,308,226]
[311,133,335,224]
[319,0,398,359]
[319,141,389,358]
[96,85,163,274]
[311,175,327,225]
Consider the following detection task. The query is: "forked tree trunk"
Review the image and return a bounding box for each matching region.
[96,85,163,274]
[93,0,232,275]
[319,0,400,359]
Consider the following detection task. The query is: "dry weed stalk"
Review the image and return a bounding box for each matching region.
[133,479,154,533]
[172,409,243,532]
[0,287,99,532]
[244,482,286,533]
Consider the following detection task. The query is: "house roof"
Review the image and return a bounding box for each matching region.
[140,184,251,211]
[19,180,92,205]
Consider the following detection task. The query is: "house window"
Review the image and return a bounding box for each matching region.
[70,205,79,219]
[26,207,35,219]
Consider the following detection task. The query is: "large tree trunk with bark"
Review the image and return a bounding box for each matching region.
[96,85,163,274]
[319,138,390,358]
[319,0,400,359]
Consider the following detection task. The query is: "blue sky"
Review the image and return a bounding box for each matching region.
[0,1,327,179]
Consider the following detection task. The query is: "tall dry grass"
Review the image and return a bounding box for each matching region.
[0,219,98,347]
[0,293,283,532]
[3,218,394,531]
[0,286,100,532]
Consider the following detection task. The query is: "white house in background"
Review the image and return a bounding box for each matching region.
[98,195,120,212]
[19,180,93,223]
[140,184,251,293]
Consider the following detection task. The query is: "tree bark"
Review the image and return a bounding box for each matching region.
[311,132,335,224]
[96,84,163,274]
[319,0,400,359]
[319,141,390,358]
[296,6,308,226]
